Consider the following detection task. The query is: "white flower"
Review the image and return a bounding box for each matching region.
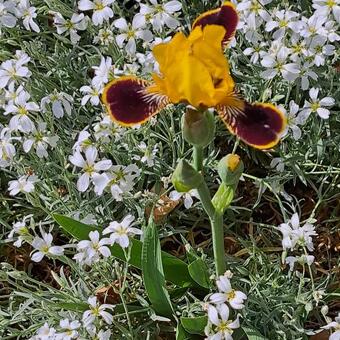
[261,47,299,81]
[0,58,31,89]
[53,12,88,44]
[299,14,327,38]
[0,126,17,167]
[4,82,25,104]
[82,296,114,327]
[6,215,32,247]
[56,319,81,340]
[169,189,198,209]
[17,0,40,32]
[23,122,59,158]
[92,56,113,88]
[324,21,340,42]
[93,27,114,45]
[209,275,247,310]
[243,42,267,64]
[69,148,112,192]
[137,0,182,31]
[283,100,302,140]
[133,142,158,167]
[313,0,340,23]
[33,322,56,339]
[308,35,335,66]
[92,164,140,200]
[278,213,317,251]
[298,87,335,122]
[31,230,64,262]
[285,254,315,271]
[0,0,17,28]
[80,84,103,106]
[5,90,38,132]
[78,0,114,26]
[321,312,340,340]
[114,15,153,55]
[265,10,300,40]
[93,115,125,142]
[72,130,96,153]
[205,304,240,340]
[297,62,318,91]
[8,174,38,196]
[103,214,142,248]
[74,230,111,265]
[41,91,73,118]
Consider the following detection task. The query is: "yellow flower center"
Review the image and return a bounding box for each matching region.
[95,2,105,10]
[127,30,135,38]
[41,245,49,253]
[250,2,261,12]
[91,306,100,316]
[216,321,232,333]
[18,106,28,115]
[311,102,320,111]
[84,164,94,174]
[226,289,236,300]
[279,20,288,28]
[326,0,336,7]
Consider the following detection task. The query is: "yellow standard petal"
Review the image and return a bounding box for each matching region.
[151,25,235,109]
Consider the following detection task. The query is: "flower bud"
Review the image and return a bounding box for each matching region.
[218,154,244,186]
[171,159,203,192]
[212,182,234,214]
[181,109,215,147]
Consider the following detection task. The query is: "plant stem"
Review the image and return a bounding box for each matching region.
[193,145,226,276]
[193,146,203,172]
[211,212,226,276]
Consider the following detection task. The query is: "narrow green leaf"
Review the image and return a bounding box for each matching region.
[176,323,190,340]
[53,214,193,287]
[242,327,269,340]
[188,258,210,288]
[142,219,174,318]
[180,316,207,335]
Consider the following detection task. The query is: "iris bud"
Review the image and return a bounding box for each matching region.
[182,109,215,147]
[171,159,203,192]
[218,154,244,186]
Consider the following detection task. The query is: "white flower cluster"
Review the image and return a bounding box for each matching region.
[204,273,247,340]
[74,214,142,266]
[30,296,115,339]
[0,51,59,171]
[278,213,317,271]
[0,0,39,32]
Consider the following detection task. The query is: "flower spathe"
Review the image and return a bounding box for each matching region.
[102,2,286,149]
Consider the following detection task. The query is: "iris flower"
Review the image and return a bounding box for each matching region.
[102,2,286,149]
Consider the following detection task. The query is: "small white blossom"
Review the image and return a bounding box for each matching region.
[69,148,112,192]
[114,15,153,55]
[53,12,88,44]
[92,56,113,88]
[169,189,199,209]
[74,230,111,265]
[56,319,81,340]
[80,84,103,106]
[209,275,247,310]
[298,87,335,122]
[41,91,73,118]
[6,215,32,247]
[133,141,158,167]
[23,122,59,158]
[103,214,142,248]
[321,312,340,340]
[285,254,315,271]
[205,304,240,340]
[31,230,64,262]
[32,322,56,340]
[0,57,31,89]
[8,174,38,196]
[78,0,114,26]
[82,296,114,327]
[278,213,317,251]
[0,0,17,28]
[17,0,40,32]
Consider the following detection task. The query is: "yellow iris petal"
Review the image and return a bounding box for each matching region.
[151,25,235,108]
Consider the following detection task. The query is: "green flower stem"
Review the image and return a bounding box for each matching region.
[211,212,226,276]
[193,146,203,172]
[193,145,226,276]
